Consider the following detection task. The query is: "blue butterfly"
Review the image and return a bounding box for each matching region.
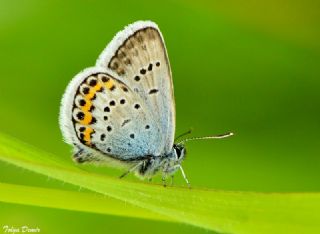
[60,21,233,186]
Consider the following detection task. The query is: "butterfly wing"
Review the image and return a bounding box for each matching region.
[60,67,166,164]
[96,21,175,155]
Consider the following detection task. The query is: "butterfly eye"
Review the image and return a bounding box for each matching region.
[177,149,184,159]
[174,145,186,160]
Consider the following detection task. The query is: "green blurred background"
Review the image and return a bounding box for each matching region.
[0,0,319,233]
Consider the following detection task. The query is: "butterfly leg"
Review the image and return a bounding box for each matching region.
[162,175,167,187]
[119,161,144,179]
[164,164,191,188]
[179,165,191,188]
[170,175,174,186]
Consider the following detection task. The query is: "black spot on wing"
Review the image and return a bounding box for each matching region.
[121,119,131,127]
[149,89,158,94]
[90,117,97,124]
[79,99,86,106]
[140,69,146,75]
[89,79,97,87]
[134,75,140,81]
[109,100,116,106]
[76,112,84,120]
[110,85,116,91]
[82,87,90,94]
[100,134,106,141]
[134,104,140,109]
[101,76,109,82]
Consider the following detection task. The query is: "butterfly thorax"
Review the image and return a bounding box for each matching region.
[135,144,186,178]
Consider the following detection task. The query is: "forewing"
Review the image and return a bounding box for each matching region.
[60,67,162,162]
[96,21,175,154]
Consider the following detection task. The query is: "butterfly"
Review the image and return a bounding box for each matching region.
[59,21,233,186]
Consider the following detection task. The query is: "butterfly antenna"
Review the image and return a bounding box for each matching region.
[174,128,193,142]
[177,132,234,145]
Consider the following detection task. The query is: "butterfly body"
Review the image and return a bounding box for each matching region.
[60,21,188,181]
[132,144,186,179]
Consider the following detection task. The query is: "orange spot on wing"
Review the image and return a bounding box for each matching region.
[83,127,94,144]
[85,88,96,100]
[105,79,114,90]
[80,112,92,125]
[94,82,102,91]
[81,99,92,112]
[84,83,103,100]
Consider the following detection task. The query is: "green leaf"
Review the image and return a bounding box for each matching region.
[0,131,320,234]
[0,182,171,222]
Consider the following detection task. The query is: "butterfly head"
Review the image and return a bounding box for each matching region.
[173,143,186,163]
[151,144,186,178]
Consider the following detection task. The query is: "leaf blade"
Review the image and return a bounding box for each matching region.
[0,132,320,234]
[0,182,172,222]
